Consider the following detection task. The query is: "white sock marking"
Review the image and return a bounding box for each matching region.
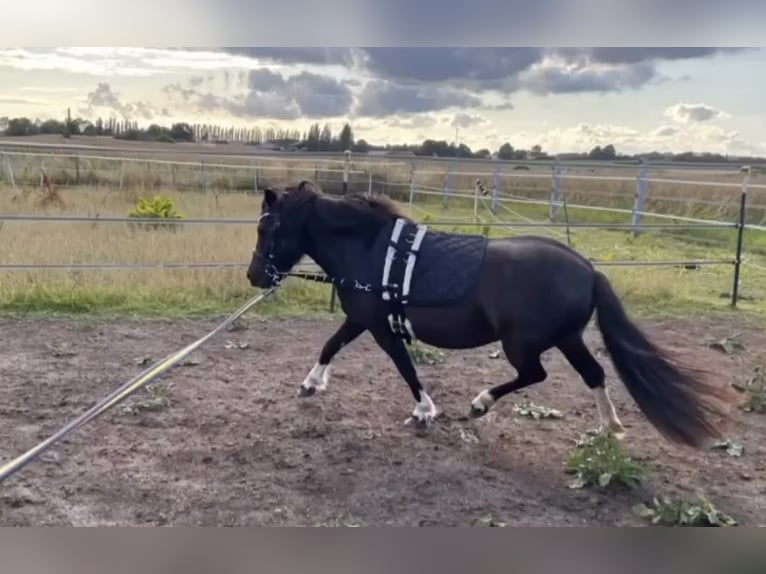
[301,362,331,392]
[411,390,437,422]
[594,386,625,435]
[471,389,495,412]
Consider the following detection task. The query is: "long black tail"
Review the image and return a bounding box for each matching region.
[592,271,731,447]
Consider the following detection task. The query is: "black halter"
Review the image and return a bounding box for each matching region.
[253,211,287,286]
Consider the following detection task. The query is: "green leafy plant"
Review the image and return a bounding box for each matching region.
[565,430,646,490]
[633,494,737,527]
[470,514,507,527]
[733,366,766,414]
[513,401,564,420]
[709,438,744,457]
[127,195,185,231]
[707,334,745,355]
[122,382,173,414]
[407,340,445,365]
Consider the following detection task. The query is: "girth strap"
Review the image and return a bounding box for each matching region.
[380,218,428,344]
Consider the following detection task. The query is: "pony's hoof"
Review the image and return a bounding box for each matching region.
[597,422,627,440]
[469,390,494,419]
[404,415,434,429]
[298,385,317,398]
[609,425,627,441]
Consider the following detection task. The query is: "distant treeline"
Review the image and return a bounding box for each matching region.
[1,115,763,164]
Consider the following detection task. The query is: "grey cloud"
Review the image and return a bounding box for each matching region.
[170,69,353,119]
[450,113,489,128]
[231,92,301,120]
[207,46,739,97]
[385,115,438,129]
[654,125,678,137]
[359,48,541,85]
[87,82,121,108]
[247,68,286,92]
[84,82,158,120]
[665,102,726,123]
[284,72,353,117]
[577,47,743,64]
[489,101,515,110]
[522,62,656,95]
[242,69,353,117]
[356,80,481,117]
[219,47,354,66]
[162,82,197,101]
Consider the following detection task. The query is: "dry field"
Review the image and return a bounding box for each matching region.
[3,135,765,225]
[0,181,765,317]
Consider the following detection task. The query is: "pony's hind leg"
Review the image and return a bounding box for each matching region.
[300,318,365,397]
[470,341,548,418]
[556,333,626,437]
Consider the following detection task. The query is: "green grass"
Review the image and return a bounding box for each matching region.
[633,493,737,527]
[0,276,334,318]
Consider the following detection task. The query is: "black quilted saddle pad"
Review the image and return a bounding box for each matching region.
[336,221,488,307]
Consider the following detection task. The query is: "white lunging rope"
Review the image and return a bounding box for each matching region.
[0,286,278,484]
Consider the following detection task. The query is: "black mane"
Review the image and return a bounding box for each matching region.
[287,181,411,241]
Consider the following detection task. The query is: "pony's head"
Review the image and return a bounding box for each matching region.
[246,179,410,288]
[246,180,320,288]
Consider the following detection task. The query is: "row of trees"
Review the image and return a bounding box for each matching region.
[0,114,761,163]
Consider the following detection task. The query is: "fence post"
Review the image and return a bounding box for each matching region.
[550,157,563,219]
[562,196,572,247]
[491,163,502,215]
[119,160,124,190]
[329,284,337,312]
[200,161,206,193]
[367,170,372,197]
[75,153,80,186]
[632,160,649,236]
[254,166,259,194]
[473,179,480,223]
[408,162,417,213]
[171,164,176,190]
[3,153,16,190]
[342,150,350,195]
[731,168,749,307]
[443,162,452,208]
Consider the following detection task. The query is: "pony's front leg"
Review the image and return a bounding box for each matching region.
[300,319,365,397]
[370,327,438,428]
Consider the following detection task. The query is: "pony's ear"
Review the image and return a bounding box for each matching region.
[297,180,322,194]
[263,187,280,207]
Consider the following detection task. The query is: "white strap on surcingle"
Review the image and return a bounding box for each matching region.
[381,218,406,301]
[401,224,427,304]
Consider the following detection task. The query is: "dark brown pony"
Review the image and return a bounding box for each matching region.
[247,181,733,448]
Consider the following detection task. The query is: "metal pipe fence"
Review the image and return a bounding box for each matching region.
[1,148,765,309]
[0,200,760,306]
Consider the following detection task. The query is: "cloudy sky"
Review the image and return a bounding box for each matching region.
[1,47,764,156]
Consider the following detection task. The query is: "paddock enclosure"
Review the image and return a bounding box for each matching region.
[1,315,765,526]
[1,137,765,526]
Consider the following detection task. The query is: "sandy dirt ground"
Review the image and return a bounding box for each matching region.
[0,314,764,526]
